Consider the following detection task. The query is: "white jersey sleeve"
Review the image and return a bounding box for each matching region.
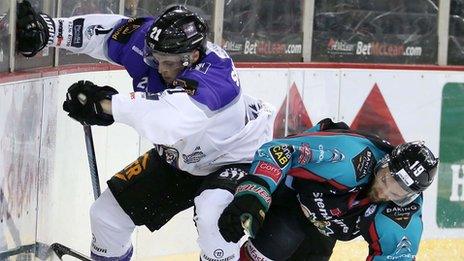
[111,91,209,146]
[49,14,127,61]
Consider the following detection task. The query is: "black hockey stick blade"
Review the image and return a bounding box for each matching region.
[0,242,91,261]
[50,243,91,260]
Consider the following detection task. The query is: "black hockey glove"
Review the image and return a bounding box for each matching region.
[218,177,272,243]
[16,0,55,57]
[63,80,118,126]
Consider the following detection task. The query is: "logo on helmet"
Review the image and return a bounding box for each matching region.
[183,22,197,38]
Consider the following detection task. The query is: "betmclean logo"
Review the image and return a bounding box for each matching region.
[450,164,464,201]
[327,38,355,52]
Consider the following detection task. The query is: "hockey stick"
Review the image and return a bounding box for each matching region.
[0,242,91,261]
[45,125,100,260]
[83,124,101,200]
[45,126,101,260]
[47,96,101,259]
[50,242,92,260]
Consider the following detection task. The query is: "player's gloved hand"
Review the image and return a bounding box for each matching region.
[218,177,271,243]
[16,0,55,57]
[63,80,118,126]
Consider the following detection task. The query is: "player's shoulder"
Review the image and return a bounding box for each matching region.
[204,42,233,62]
[184,42,234,76]
[110,17,155,44]
[291,131,386,157]
[180,42,240,111]
[360,198,423,259]
[107,17,154,66]
[364,196,424,232]
[286,133,387,185]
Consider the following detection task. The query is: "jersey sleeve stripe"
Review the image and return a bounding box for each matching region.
[367,222,382,260]
[288,167,349,190]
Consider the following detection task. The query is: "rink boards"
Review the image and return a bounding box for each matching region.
[0,65,463,259]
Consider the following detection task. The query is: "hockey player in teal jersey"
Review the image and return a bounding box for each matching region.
[218,118,439,260]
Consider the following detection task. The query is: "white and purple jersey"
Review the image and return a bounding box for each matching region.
[48,14,276,175]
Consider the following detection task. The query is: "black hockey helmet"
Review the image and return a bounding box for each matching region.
[375,141,439,206]
[388,141,439,193]
[145,5,208,55]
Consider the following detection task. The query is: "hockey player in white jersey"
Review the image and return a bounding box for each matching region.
[16,2,275,260]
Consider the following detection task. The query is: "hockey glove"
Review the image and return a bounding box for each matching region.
[63,80,118,126]
[218,177,272,243]
[16,0,55,57]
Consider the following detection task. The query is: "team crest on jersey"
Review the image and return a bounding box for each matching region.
[154,145,179,167]
[351,147,376,181]
[382,202,419,229]
[364,204,377,217]
[182,146,205,164]
[269,145,294,168]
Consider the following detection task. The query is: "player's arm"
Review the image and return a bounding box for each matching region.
[62,80,208,145]
[364,197,423,261]
[218,139,297,243]
[17,0,126,61]
[247,141,296,192]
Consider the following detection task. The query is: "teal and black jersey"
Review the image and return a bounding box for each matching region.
[248,122,424,260]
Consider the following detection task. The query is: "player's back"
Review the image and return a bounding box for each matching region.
[282,132,388,240]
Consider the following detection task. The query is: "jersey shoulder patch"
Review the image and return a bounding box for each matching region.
[111,18,147,43]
